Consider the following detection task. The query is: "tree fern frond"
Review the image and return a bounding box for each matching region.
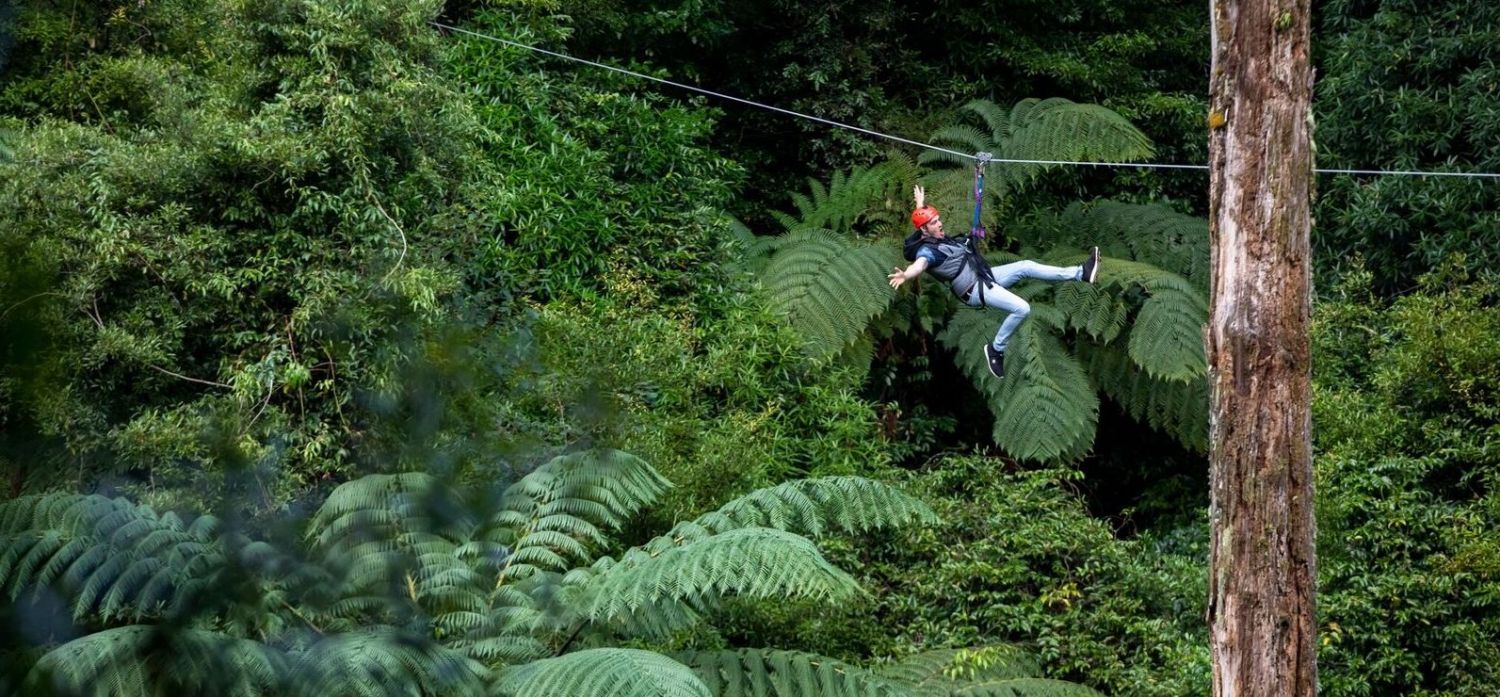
[952,678,1106,697]
[485,449,670,579]
[941,315,1098,461]
[559,477,931,640]
[462,635,550,664]
[759,230,899,357]
[645,477,937,553]
[726,215,776,273]
[675,648,911,697]
[25,626,284,697]
[1024,256,1208,383]
[1079,342,1208,452]
[921,99,1153,199]
[875,646,1039,694]
[960,99,1014,142]
[0,494,228,622]
[922,125,990,160]
[1006,97,1155,160]
[1129,280,1208,382]
[1056,201,1209,285]
[307,472,458,553]
[291,628,486,697]
[495,648,710,697]
[775,164,907,233]
[833,333,877,374]
[1051,283,1129,344]
[584,528,860,623]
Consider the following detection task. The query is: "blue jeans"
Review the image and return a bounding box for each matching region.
[964,260,1082,351]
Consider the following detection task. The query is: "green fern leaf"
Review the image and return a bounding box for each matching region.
[497,648,711,697]
[0,494,228,622]
[775,163,908,232]
[292,628,487,697]
[1079,343,1208,452]
[656,477,938,549]
[25,626,284,697]
[876,646,1039,694]
[584,527,860,623]
[1051,283,1128,344]
[487,449,671,580]
[759,229,899,357]
[940,314,1098,461]
[952,678,1106,697]
[1129,280,1208,382]
[922,99,1154,200]
[675,648,912,697]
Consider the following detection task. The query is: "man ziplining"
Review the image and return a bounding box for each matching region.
[887,184,1100,379]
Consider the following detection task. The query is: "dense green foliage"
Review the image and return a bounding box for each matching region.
[1312,269,1500,696]
[0,447,1108,696]
[3,0,1498,694]
[569,0,1209,218]
[1314,1,1500,293]
[0,0,500,502]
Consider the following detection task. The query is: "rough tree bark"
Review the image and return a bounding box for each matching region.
[1206,0,1317,695]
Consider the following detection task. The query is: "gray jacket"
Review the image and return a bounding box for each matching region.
[919,237,986,297]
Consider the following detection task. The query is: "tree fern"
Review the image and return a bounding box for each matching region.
[282,628,487,697]
[758,229,900,358]
[950,679,1105,697]
[875,646,1040,694]
[648,476,938,549]
[495,648,711,697]
[0,493,229,622]
[1079,342,1208,452]
[558,476,934,639]
[487,450,669,572]
[24,626,285,697]
[582,527,861,622]
[675,648,912,697]
[1,456,951,697]
[921,98,1154,206]
[731,98,1211,461]
[769,162,909,234]
[941,314,1099,462]
[875,647,1102,697]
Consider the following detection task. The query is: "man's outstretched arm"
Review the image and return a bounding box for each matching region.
[888,258,930,289]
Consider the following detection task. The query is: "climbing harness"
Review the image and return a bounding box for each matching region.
[961,153,998,305]
[904,153,999,304]
[970,151,992,239]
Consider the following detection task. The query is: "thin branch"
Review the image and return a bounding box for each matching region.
[0,292,69,321]
[370,192,408,282]
[280,599,324,635]
[147,364,233,389]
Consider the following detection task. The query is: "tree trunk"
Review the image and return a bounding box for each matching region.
[1206,0,1317,695]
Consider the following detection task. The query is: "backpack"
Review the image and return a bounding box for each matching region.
[902,230,926,262]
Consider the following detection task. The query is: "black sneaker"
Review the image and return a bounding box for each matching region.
[1081,246,1101,283]
[985,343,1006,379]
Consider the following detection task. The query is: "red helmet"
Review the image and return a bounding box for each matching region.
[911,205,940,230]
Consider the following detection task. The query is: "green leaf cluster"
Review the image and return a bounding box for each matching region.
[1312,267,1500,696]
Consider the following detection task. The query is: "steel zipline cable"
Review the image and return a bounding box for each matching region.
[432,21,1500,181]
